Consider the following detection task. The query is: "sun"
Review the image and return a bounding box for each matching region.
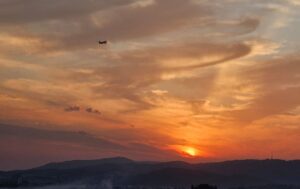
[170,145,202,158]
[183,147,198,157]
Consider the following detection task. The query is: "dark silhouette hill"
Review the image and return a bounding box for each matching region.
[38,157,134,170]
[0,157,300,188]
[197,160,300,184]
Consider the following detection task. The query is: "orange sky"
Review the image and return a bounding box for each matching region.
[1,0,300,170]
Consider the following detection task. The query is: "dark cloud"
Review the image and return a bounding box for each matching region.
[64,105,80,112]
[64,106,101,114]
[0,123,125,150]
[128,142,180,159]
[0,0,133,24]
[0,124,182,170]
[0,85,78,108]
[94,127,186,146]
[86,107,101,114]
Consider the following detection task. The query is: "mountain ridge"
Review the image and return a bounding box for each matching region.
[1,157,300,188]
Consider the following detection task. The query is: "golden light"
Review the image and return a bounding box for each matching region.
[170,145,202,158]
[184,147,198,157]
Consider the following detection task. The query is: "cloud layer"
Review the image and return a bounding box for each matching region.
[0,0,300,170]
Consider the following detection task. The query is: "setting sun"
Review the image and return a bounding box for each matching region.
[170,145,200,158]
[185,147,197,156]
[184,147,198,157]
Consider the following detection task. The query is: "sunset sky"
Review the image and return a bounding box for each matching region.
[1,0,300,170]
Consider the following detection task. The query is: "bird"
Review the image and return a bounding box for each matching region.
[99,40,107,45]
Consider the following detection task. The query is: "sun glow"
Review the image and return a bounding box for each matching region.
[171,145,202,158]
[184,147,198,157]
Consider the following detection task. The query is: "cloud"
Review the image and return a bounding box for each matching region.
[227,55,300,122]
[92,0,212,41]
[64,105,80,112]
[86,107,101,114]
[229,87,300,123]
[0,0,211,52]
[1,0,300,166]
[128,142,180,159]
[0,124,183,170]
[0,79,78,108]
[0,0,133,24]
[0,123,126,150]
[85,41,252,112]
[0,0,261,53]
[0,39,254,114]
[64,106,101,114]
[112,41,252,69]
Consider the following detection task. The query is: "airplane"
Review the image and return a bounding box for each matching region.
[99,40,107,45]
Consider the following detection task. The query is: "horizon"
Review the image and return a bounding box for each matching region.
[2,156,300,188]
[1,124,299,172]
[2,154,300,172]
[1,0,300,171]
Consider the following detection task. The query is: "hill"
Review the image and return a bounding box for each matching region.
[0,157,300,188]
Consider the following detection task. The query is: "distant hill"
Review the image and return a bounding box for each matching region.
[0,157,300,188]
[38,157,134,170]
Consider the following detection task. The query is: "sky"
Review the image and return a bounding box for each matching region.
[1,0,300,170]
